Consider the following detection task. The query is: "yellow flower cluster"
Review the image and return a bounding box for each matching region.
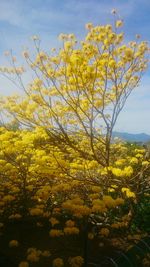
[3,195,15,202]
[62,198,91,218]
[29,208,43,216]
[26,247,41,262]
[111,238,123,248]
[64,227,79,235]
[49,217,59,226]
[111,221,128,229]
[116,20,123,28]
[9,213,22,220]
[142,161,149,166]
[18,262,29,267]
[68,256,84,267]
[111,166,133,178]
[130,157,138,164]
[9,240,19,247]
[99,228,110,237]
[103,195,116,208]
[91,195,124,214]
[42,250,51,257]
[65,220,75,227]
[53,258,64,267]
[25,247,51,263]
[88,233,94,240]
[121,188,136,198]
[49,229,64,237]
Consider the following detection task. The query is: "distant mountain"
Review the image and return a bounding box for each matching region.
[112,131,150,143]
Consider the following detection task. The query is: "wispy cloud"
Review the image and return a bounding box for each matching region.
[0,0,139,31]
[0,0,148,41]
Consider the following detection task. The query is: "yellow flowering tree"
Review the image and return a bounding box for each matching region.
[1,18,148,167]
[0,14,149,267]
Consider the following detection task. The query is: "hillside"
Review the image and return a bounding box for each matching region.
[112,131,150,143]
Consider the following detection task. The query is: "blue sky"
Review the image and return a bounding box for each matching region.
[0,0,150,133]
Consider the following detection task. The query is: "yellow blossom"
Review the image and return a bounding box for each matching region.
[68,256,84,267]
[49,217,59,226]
[9,240,19,247]
[88,233,94,240]
[121,188,136,198]
[85,23,93,30]
[3,195,15,202]
[142,161,149,166]
[49,229,64,237]
[103,195,116,208]
[116,20,123,28]
[29,208,43,216]
[53,258,64,267]
[64,227,79,235]
[111,167,124,177]
[130,157,138,164]
[65,220,75,227]
[18,261,29,267]
[9,213,22,220]
[91,186,101,193]
[42,250,51,257]
[99,228,110,237]
[115,198,124,205]
[123,166,133,177]
[126,191,136,198]
[27,253,40,262]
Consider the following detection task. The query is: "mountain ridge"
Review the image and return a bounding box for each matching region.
[112,131,150,142]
